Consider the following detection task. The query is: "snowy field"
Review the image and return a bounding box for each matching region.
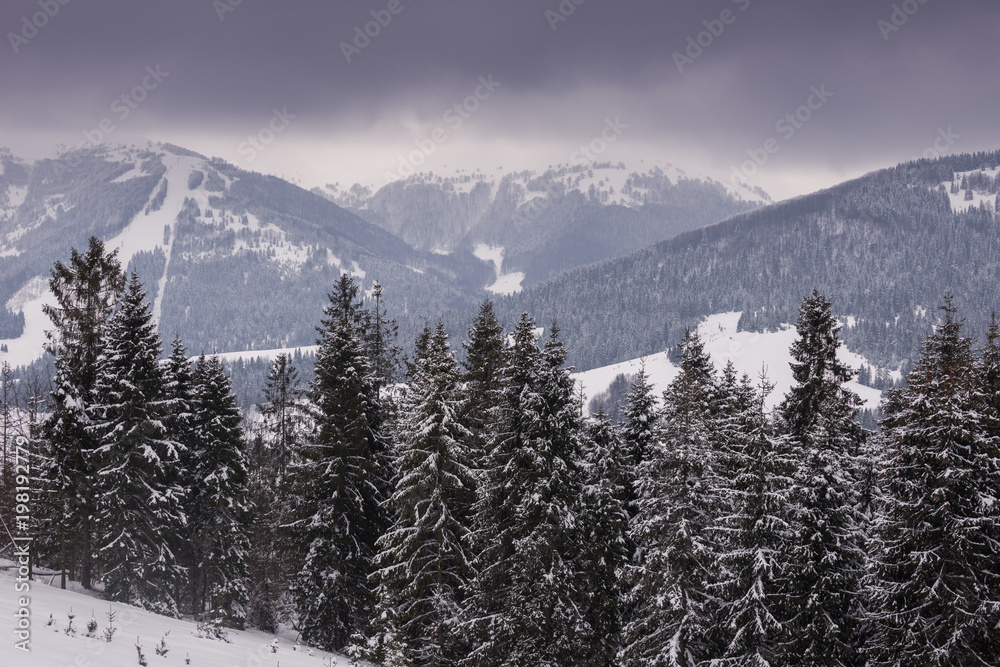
[574,312,884,413]
[0,563,356,667]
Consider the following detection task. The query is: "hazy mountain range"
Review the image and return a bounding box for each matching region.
[2,142,999,399]
[0,142,758,368]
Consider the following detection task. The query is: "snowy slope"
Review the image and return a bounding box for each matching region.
[0,146,365,367]
[473,243,525,295]
[943,167,999,213]
[0,565,358,667]
[574,312,884,413]
[212,345,318,365]
[0,152,196,368]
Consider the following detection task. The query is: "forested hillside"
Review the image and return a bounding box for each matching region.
[501,151,1000,372]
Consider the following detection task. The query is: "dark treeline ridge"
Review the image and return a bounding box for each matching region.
[2,237,1000,666]
[498,150,1000,376]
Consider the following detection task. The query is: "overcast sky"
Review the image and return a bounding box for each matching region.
[1,0,997,200]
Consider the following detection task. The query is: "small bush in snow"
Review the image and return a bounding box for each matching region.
[154,631,170,657]
[104,606,118,643]
[86,612,99,638]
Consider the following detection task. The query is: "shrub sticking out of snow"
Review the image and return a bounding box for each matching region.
[104,606,118,643]
[64,607,77,636]
[86,612,99,638]
[136,636,148,666]
[154,630,171,657]
[195,617,231,643]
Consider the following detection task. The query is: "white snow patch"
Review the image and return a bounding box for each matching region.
[1,276,54,367]
[575,311,884,414]
[104,153,203,268]
[103,152,209,327]
[6,185,27,209]
[473,243,504,268]
[474,243,524,294]
[943,167,999,214]
[109,163,146,183]
[5,275,48,313]
[486,271,525,295]
[211,345,318,364]
[0,565,357,667]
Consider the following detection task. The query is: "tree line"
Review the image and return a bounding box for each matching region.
[7,236,1000,665]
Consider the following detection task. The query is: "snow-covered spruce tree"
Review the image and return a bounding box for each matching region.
[162,335,198,611]
[365,322,477,666]
[87,272,185,615]
[247,352,306,632]
[460,299,505,463]
[37,236,125,590]
[775,291,866,666]
[866,299,1000,665]
[259,352,306,479]
[580,414,630,664]
[463,316,595,666]
[183,354,252,627]
[620,361,657,517]
[714,360,753,499]
[288,274,392,651]
[360,280,402,393]
[714,371,796,666]
[621,328,724,666]
[163,336,196,452]
[979,313,1000,448]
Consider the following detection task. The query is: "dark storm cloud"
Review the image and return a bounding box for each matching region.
[2,0,998,195]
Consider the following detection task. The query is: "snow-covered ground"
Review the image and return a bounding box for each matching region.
[0,563,355,667]
[473,243,525,295]
[2,277,55,368]
[574,312,885,413]
[0,147,356,368]
[212,346,318,365]
[943,167,1000,213]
